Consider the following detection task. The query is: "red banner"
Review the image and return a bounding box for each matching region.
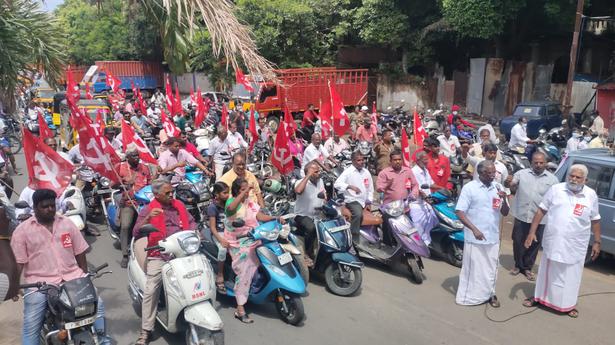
[37,111,54,140]
[121,120,157,164]
[413,110,427,147]
[221,103,228,129]
[65,67,80,110]
[106,72,122,94]
[271,120,294,175]
[173,84,182,116]
[160,109,181,138]
[329,81,350,136]
[401,127,411,167]
[319,99,332,140]
[194,88,209,128]
[235,68,254,93]
[74,114,121,183]
[165,75,175,113]
[283,105,296,138]
[248,105,258,152]
[23,129,73,195]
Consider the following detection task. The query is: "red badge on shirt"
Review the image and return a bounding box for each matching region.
[437,168,444,177]
[363,178,369,187]
[61,233,73,248]
[573,204,585,216]
[405,178,413,189]
[492,198,502,209]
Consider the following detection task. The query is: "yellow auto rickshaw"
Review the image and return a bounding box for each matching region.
[59,98,111,148]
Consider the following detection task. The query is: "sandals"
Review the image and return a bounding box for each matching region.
[510,267,520,276]
[488,295,501,308]
[523,270,536,281]
[215,280,227,294]
[567,309,579,318]
[234,311,254,324]
[134,330,151,345]
[523,298,538,308]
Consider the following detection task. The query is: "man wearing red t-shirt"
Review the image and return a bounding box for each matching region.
[423,137,451,189]
[302,104,318,127]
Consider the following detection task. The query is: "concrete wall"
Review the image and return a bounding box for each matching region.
[172,73,213,93]
[376,75,433,110]
[550,81,597,114]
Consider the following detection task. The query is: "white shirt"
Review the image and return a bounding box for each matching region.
[294,178,326,218]
[302,143,329,170]
[324,137,349,157]
[455,180,505,245]
[437,134,460,158]
[68,145,83,164]
[411,165,434,196]
[565,137,579,154]
[467,156,509,189]
[227,132,248,151]
[509,123,529,149]
[540,183,600,264]
[207,136,232,164]
[334,165,374,207]
[146,107,160,118]
[590,116,604,135]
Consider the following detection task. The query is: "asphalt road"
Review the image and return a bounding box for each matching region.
[1,152,614,345]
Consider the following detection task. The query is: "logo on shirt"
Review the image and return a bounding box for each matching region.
[405,178,413,189]
[573,203,585,216]
[61,233,72,248]
[492,198,502,209]
[363,178,369,187]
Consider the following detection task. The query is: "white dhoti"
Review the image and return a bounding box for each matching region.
[409,201,439,245]
[533,254,584,312]
[456,242,499,305]
[214,162,226,181]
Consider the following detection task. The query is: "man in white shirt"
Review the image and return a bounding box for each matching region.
[455,160,509,307]
[324,133,350,157]
[523,164,601,318]
[146,103,160,119]
[565,129,582,154]
[509,116,534,149]
[589,112,604,135]
[302,133,336,172]
[103,127,123,152]
[294,162,326,263]
[437,126,461,159]
[227,121,248,152]
[462,143,508,188]
[334,151,373,241]
[411,151,439,196]
[207,126,232,179]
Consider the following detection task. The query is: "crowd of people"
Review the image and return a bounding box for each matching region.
[0,95,604,345]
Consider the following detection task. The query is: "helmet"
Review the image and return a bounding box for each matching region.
[263,179,282,193]
[361,106,369,112]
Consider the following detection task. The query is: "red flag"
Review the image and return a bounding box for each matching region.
[106,72,122,94]
[235,68,254,93]
[271,120,294,175]
[160,109,181,137]
[194,88,208,128]
[319,100,332,140]
[136,89,147,114]
[74,114,121,183]
[329,81,350,136]
[85,83,93,100]
[248,105,258,152]
[164,75,175,113]
[413,110,427,147]
[401,127,411,167]
[190,87,196,105]
[65,67,80,109]
[23,128,73,195]
[283,105,296,137]
[95,109,106,133]
[371,101,378,127]
[121,120,157,164]
[37,111,54,140]
[174,84,182,116]
[221,103,228,128]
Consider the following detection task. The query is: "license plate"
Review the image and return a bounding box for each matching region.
[329,224,350,233]
[64,316,95,330]
[277,252,292,265]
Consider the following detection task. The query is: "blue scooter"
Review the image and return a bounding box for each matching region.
[425,190,464,267]
[103,185,154,242]
[201,219,307,325]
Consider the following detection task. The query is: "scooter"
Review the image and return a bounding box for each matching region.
[60,186,87,231]
[354,199,430,284]
[20,263,112,345]
[310,196,363,296]
[128,226,224,345]
[425,190,465,267]
[201,218,307,325]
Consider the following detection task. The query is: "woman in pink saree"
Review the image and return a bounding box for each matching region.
[224,178,283,323]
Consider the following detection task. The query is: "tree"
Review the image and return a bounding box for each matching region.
[0,0,65,110]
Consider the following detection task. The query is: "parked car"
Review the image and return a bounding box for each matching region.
[500,101,563,140]
[181,91,230,109]
[555,148,615,262]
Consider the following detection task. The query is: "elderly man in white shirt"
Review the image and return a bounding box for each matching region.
[522,164,601,318]
[324,133,350,158]
[437,126,461,159]
[207,126,233,180]
[302,133,336,173]
[334,151,373,241]
[455,160,509,307]
[509,116,533,149]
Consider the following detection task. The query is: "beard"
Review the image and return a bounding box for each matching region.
[566,181,584,193]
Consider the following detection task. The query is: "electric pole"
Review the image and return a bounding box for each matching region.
[564,0,585,115]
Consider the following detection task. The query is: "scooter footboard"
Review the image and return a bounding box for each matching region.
[256,247,305,295]
[184,302,224,331]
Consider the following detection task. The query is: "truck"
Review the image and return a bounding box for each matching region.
[254,68,369,130]
[82,61,164,93]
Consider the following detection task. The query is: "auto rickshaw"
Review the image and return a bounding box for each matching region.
[32,87,56,112]
[59,98,111,149]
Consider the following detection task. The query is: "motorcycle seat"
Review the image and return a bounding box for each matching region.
[134,237,148,272]
[340,206,383,226]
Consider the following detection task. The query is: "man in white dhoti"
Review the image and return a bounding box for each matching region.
[455,160,509,307]
[522,164,601,318]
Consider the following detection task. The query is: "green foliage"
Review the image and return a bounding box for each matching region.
[190,31,234,91]
[354,0,409,48]
[0,0,65,95]
[440,0,526,39]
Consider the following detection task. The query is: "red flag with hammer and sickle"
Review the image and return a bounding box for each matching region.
[23,128,73,195]
[271,120,294,175]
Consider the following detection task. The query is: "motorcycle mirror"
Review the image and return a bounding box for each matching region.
[15,201,30,209]
[139,224,159,236]
[420,184,429,189]
[64,189,76,198]
[231,219,246,228]
[317,192,325,199]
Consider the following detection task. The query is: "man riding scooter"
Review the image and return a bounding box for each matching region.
[132,179,197,345]
[294,161,326,265]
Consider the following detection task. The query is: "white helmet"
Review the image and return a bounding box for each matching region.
[361,106,369,112]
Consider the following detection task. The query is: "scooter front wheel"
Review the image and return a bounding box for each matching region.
[406,256,424,284]
[324,263,362,296]
[185,326,224,345]
[275,293,305,325]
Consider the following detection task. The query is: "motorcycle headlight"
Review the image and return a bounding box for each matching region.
[437,210,464,229]
[279,224,291,239]
[100,177,111,188]
[382,200,404,217]
[74,303,96,317]
[179,235,201,255]
[59,290,72,307]
[258,228,280,241]
[322,230,340,249]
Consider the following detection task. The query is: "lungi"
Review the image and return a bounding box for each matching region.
[533,254,584,312]
[409,201,439,246]
[456,242,499,305]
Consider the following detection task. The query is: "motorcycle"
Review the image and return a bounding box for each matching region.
[535,129,562,164]
[247,142,273,180]
[502,146,530,175]
[174,169,213,222]
[60,186,87,232]
[19,263,112,345]
[128,226,224,345]
[201,218,307,325]
[193,127,214,157]
[425,190,464,267]
[354,199,430,284]
[356,141,377,176]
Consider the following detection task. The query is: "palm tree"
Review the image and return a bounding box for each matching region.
[0,0,66,111]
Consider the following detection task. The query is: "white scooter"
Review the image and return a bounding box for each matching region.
[128,225,224,345]
[192,127,214,156]
[60,186,87,231]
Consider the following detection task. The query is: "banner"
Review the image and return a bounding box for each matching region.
[23,129,73,195]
